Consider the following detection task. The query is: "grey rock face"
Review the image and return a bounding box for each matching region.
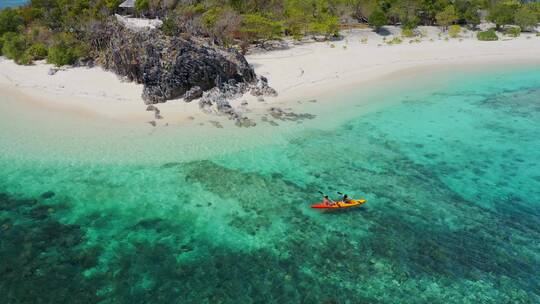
[96,22,256,104]
[183,86,203,102]
[250,77,278,97]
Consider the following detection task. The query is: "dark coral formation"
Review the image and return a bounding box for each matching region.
[0,193,103,303]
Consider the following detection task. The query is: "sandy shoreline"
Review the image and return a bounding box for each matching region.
[1,26,540,126]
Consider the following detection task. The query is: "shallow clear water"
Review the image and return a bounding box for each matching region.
[1,64,540,303]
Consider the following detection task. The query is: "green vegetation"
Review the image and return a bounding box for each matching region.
[436,6,458,31]
[25,43,48,59]
[488,1,518,30]
[47,33,87,66]
[505,26,521,37]
[369,9,387,31]
[514,6,538,32]
[1,32,26,63]
[240,13,283,45]
[386,37,403,45]
[0,8,23,36]
[135,0,150,13]
[477,29,499,41]
[448,25,462,38]
[401,28,415,38]
[0,0,537,66]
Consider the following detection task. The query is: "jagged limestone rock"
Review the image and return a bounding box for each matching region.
[183,86,203,102]
[95,22,256,104]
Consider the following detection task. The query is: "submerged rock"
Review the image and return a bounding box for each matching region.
[40,191,56,199]
[250,76,278,97]
[268,107,316,122]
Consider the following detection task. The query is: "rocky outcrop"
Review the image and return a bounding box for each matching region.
[94,21,256,104]
[183,86,203,102]
[196,76,279,127]
[250,76,278,97]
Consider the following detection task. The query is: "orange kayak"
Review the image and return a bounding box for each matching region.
[311,199,367,209]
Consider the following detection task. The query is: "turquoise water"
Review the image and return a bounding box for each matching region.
[0,0,27,9]
[1,64,540,303]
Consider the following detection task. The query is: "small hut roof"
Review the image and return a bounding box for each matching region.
[119,0,135,8]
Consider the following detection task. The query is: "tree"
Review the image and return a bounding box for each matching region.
[463,8,481,29]
[309,15,340,38]
[239,13,283,45]
[284,3,311,40]
[369,9,387,31]
[436,5,457,30]
[350,0,378,22]
[388,0,421,27]
[488,2,518,30]
[0,8,24,36]
[1,32,27,63]
[47,33,87,66]
[135,0,150,13]
[514,6,538,32]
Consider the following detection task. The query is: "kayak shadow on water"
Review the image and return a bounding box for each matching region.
[319,206,369,215]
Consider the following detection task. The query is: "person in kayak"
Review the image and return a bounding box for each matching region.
[341,194,351,204]
[323,195,336,206]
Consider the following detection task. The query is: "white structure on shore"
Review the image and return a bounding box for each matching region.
[115,14,163,31]
[119,0,136,15]
[116,0,162,31]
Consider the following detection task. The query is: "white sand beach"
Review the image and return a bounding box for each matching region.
[1,26,540,125]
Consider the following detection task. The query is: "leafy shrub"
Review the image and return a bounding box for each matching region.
[386,37,403,45]
[17,52,33,65]
[47,34,87,66]
[0,8,24,36]
[135,0,150,13]
[402,17,420,31]
[161,14,179,36]
[477,29,499,41]
[25,43,48,60]
[1,32,27,63]
[309,15,339,38]
[514,7,538,32]
[464,8,480,28]
[402,28,415,37]
[505,27,521,37]
[369,9,387,31]
[448,25,461,38]
[436,5,457,29]
[240,13,283,44]
[360,37,368,44]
